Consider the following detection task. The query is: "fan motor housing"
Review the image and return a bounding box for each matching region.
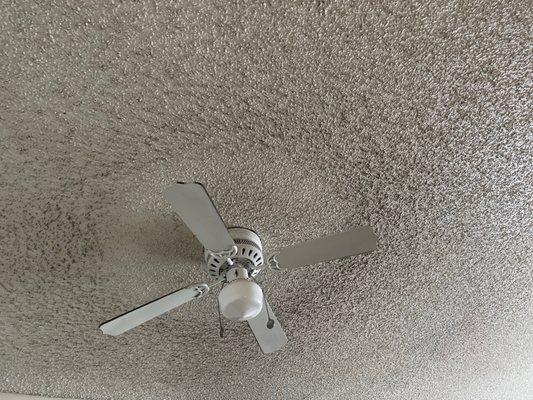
[204,227,263,279]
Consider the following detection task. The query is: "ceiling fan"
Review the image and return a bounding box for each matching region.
[99,182,377,353]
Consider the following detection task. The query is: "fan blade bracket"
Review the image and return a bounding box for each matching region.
[206,245,238,260]
[190,283,210,298]
[267,254,281,270]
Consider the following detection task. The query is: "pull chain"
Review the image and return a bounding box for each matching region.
[217,283,225,338]
[217,298,224,338]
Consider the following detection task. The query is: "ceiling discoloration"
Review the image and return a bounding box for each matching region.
[1,1,532,399]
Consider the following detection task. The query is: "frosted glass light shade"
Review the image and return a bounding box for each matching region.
[218,279,264,321]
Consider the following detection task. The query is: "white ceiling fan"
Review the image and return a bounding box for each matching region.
[100,182,377,353]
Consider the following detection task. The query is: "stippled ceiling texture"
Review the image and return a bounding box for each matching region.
[1,1,532,399]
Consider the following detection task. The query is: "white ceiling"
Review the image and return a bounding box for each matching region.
[1,1,532,400]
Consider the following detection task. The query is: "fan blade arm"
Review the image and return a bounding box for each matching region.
[270,226,377,270]
[163,182,235,254]
[99,283,210,336]
[248,298,287,354]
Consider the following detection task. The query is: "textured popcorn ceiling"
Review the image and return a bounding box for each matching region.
[1,1,532,399]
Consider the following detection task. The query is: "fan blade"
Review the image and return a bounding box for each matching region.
[248,298,287,353]
[163,182,235,253]
[272,226,377,269]
[99,283,209,336]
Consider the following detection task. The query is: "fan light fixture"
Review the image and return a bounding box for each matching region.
[218,278,263,321]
